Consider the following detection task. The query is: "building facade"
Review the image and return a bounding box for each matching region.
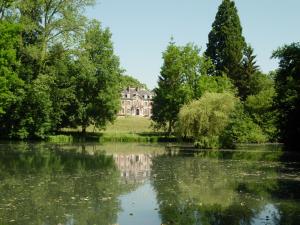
[119,87,154,117]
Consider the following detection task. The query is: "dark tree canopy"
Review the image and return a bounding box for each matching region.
[272,43,300,150]
[205,0,246,87]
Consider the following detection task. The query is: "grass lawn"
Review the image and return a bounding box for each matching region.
[104,116,153,134]
[55,116,176,143]
[61,116,153,134]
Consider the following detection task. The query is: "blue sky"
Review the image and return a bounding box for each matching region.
[86,0,300,89]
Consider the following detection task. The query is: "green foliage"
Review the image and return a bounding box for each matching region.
[152,41,213,133]
[237,45,260,100]
[272,42,300,149]
[72,20,122,133]
[18,0,95,60]
[244,73,278,141]
[45,44,77,130]
[205,0,246,79]
[0,21,25,134]
[119,75,148,90]
[205,0,263,101]
[197,75,236,97]
[177,92,237,148]
[220,105,268,148]
[0,0,124,139]
[14,75,54,139]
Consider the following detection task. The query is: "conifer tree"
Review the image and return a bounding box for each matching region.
[205,0,246,82]
[238,44,260,99]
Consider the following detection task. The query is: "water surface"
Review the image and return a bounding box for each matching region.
[0,143,299,225]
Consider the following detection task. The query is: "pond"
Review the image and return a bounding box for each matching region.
[0,142,300,225]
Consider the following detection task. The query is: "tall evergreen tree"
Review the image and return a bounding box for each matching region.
[237,44,260,100]
[242,45,259,75]
[205,0,246,85]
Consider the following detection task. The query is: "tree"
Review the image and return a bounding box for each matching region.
[73,20,122,134]
[220,104,268,148]
[177,92,237,148]
[11,0,95,84]
[0,0,96,138]
[242,45,259,76]
[0,21,24,136]
[244,72,278,141]
[237,44,260,100]
[17,0,95,67]
[119,75,148,90]
[272,42,300,150]
[205,0,246,88]
[45,43,77,130]
[151,41,204,133]
[197,75,236,97]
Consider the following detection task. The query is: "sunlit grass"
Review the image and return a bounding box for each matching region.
[104,116,153,134]
[61,116,153,134]
[54,117,176,143]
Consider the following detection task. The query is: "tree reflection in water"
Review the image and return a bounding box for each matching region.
[151,147,300,225]
[0,143,300,225]
[0,143,125,225]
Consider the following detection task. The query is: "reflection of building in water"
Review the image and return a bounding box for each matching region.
[113,154,152,183]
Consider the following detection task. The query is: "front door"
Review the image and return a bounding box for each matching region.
[136,108,140,116]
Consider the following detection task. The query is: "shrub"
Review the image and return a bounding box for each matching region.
[177,92,237,148]
[220,107,268,148]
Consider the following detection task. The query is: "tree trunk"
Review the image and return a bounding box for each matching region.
[82,125,86,136]
[168,121,173,136]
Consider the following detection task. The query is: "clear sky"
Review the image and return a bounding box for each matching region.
[86,0,300,89]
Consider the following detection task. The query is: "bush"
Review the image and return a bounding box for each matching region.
[177,92,237,148]
[220,107,268,148]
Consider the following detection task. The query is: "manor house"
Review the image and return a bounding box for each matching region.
[119,87,154,117]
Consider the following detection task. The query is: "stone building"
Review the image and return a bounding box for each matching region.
[119,87,154,117]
